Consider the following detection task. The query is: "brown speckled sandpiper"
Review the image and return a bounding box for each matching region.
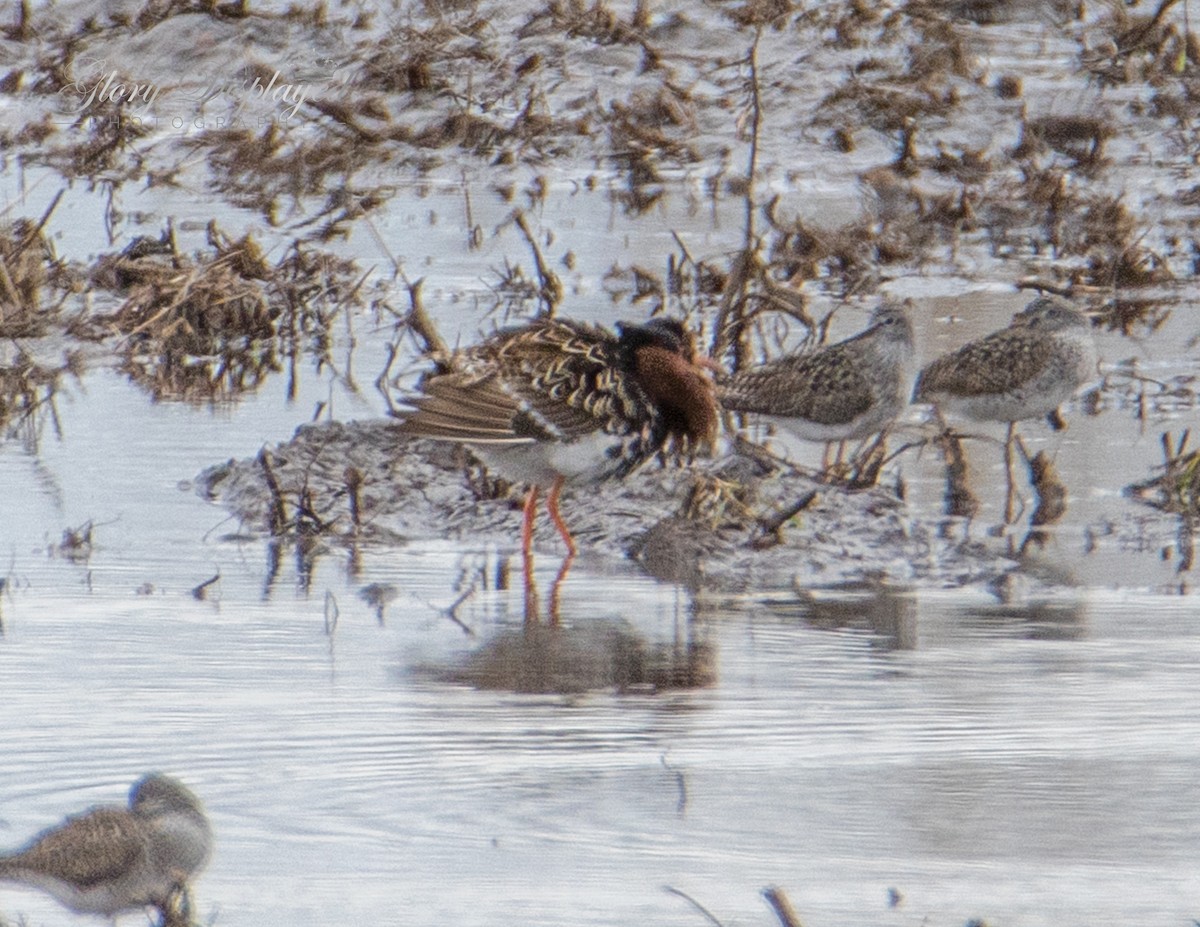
[913,295,1098,428]
[718,302,917,443]
[0,773,212,922]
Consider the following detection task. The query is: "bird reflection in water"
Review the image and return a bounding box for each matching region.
[434,618,716,696]
[770,583,918,653]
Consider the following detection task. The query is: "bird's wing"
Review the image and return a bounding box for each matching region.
[720,344,876,426]
[0,808,144,888]
[396,319,653,444]
[393,372,536,444]
[915,329,1059,398]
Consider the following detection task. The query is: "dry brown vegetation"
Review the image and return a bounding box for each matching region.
[0,0,1196,525]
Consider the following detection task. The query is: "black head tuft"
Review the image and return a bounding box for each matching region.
[616,318,690,357]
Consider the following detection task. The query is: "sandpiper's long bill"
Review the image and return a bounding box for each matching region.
[0,772,212,919]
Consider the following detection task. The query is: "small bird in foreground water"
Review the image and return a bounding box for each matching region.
[394,316,720,556]
[718,301,917,443]
[0,773,212,922]
[912,295,1098,428]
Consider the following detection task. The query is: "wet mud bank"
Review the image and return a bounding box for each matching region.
[197,418,1018,593]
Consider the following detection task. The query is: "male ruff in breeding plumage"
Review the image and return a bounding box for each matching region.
[394,316,720,556]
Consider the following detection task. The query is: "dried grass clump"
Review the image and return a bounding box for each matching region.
[94,226,278,401]
[517,0,646,46]
[1128,431,1200,516]
[819,78,958,133]
[357,16,497,93]
[93,224,362,402]
[1085,1,1200,86]
[1013,114,1112,166]
[106,231,276,349]
[39,98,154,181]
[203,124,387,226]
[1085,246,1172,289]
[0,218,55,337]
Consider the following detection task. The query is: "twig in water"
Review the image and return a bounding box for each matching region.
[191,573,220,601]
[15,188,64,256]
[323,590,339,636]
[257,447,288,536]
[344,466,364,533]
[742,26,763,250]
[659,753,688,814]
[512,210,563,316]
[749,490,818,550]
[405,278,450,366]
[663,886,727,927]
[711,27,766,372]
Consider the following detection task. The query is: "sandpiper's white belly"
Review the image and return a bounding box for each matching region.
[471,431,628,488]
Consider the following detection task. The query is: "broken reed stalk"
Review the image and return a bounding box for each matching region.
[0,255,21,307]
[16,188,64,255]
[659,754,688,813]
[344,465,363,532]
[663,886,726,927]
[1027,449,1067,525]
[512,210,563,315]
[750,489,818,550]
[10,0,30,41]
[1003,422,1019,525]
[743,26,762,252]
[1122,0,1182,48]
[938,430,979,519]
[846,432,889,488]
[191,573,220,600]
[711,28,765,374]
[404,277,450,369]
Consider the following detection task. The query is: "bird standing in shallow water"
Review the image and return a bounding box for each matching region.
[0,773,212,925]
[912,294,1098,525]
[394,316,720,559]
[912,295,1098,429]
[718,302,916,479]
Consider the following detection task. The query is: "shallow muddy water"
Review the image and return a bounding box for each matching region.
[3,1,1200,923]
[0,179,1198,927]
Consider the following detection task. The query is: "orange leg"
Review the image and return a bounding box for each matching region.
[521,485,539,558]
[546,475,577,556]
[548,550,575,626]
[520,486,541,623]
[522,557,540,624]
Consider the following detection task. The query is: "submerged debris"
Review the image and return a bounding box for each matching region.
[0,345,83,448]
[1127,430,1200,516]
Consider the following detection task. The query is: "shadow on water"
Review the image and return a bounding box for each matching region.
[428,617,717,695]
[762,576,1087,649]
[764,583,919,653]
